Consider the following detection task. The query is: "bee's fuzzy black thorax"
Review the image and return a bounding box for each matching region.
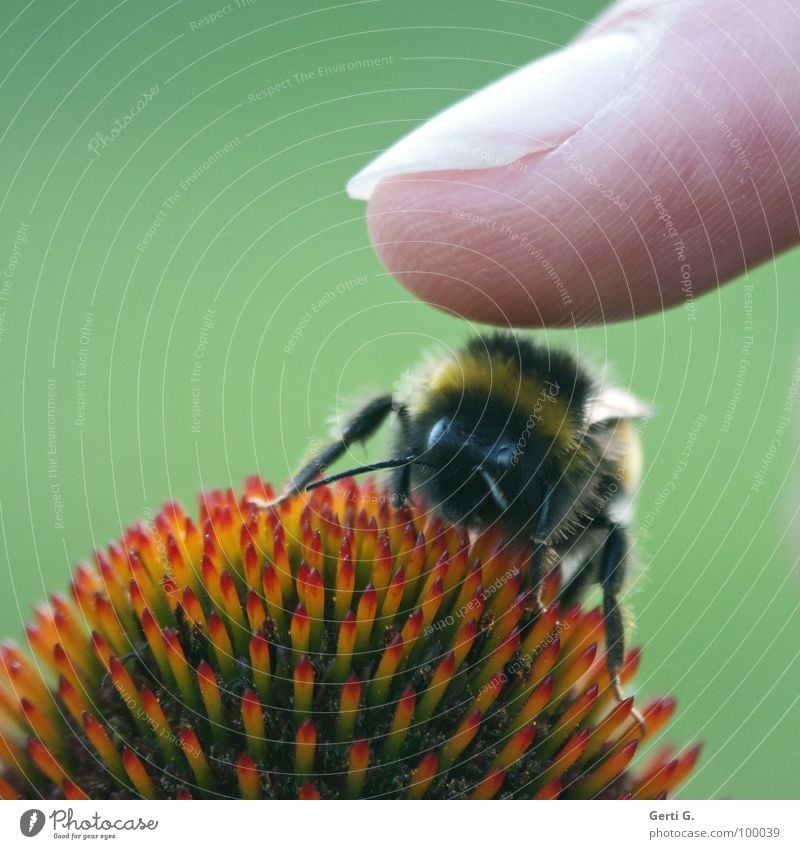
[395,333,605,534]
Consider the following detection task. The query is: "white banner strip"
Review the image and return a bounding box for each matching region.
[1,799,798,848]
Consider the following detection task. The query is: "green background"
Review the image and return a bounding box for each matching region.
[1,0,798,800]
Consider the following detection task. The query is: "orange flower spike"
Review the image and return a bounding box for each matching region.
[419,576,444,634]
[393,521,417,571]
[381,567,405,623]
[182,515,203,568]
[270,528,293,604]
[470,768,505,800]
[528,636,561,690]
[440,710,481,771]
[662,743,702,795]
[245,591,266,634]
[471,673,506,716]
[443,534,471,596]
[354,585,378,654]
[472,629,520,692]
[121,748,158,799]
[179,587,207,631]
[52,597,94,671]
[26,738,68,786]
[366,634,403,706]
[243,541,261,595]
[0,776,21,800]
[509,676,555,734]
[574,739,640,799]
[620,696,677,746]
[419,552,448,603]
[483,592,527,655]
[166,533,193,595]
[241,689,266,762]
[96,551,130,617]
[296,562,311,608]
[346,740,370,798]
[518,602,562,659]
[451,618,479,670]
[140,688,181,760]
[261,563,285,635]
[305,569,325,652]
[532,778,562,800]
[291,604,311,658]
[140,608,175,689]
[20,698,65,755]
[334,551,355,621]
[336,673,361,742]
[536,729,590,788]
[308,528,324,573]
[108,657,147,731]
[382,685,415,761]
[416,651,456,718]
[493,723,536,771]
[163,629,200,709]
[560,606,604,655]
[295,719,316,775]
[423,516,447,566]
[179,726,216,791]
[201,555,222,614]
[451,561,483,621]
[219,571,248,655]
[90,631,114,673]
[50,644,82,696]
[584,696,635,759]
[207,612,236,681]
[62,779,90,800]
[407,752,438,799]
[81,713,125,781]
[355,516,378,584]
[236,753,261,800]
[2,645,50,706]
[401,532,427,606]
[551,643,599,705]
[58,676,89,725]
[546,683,601,753]
[129,553,165,620]
[332,611,357,681]
[294,656,315,718]
[248,633,272,703]
[372,531,393,603]
[196,660,226,741]
[298,781,321,800]
[484,569,522,618]
[128,580,147,622]
[632,758,680,800]
[399,608,424,662]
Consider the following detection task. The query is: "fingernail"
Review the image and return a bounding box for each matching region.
[347,30,642,200]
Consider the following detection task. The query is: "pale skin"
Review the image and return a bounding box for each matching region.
[351,0,800,327]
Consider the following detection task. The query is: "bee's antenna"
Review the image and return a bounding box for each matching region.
[305,456,419,491]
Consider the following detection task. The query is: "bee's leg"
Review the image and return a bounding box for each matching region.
[529,485,554,613]
[389,404,414,508]
[249,394,398,507]
[600,524,647,734]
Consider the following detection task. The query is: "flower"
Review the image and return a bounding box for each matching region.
[0,477,700,799]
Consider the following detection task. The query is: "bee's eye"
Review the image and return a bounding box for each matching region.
[426,418,450,450]
[493,446,515,467]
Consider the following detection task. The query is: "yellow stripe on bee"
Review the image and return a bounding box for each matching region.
[417,352,578,451]
[610,419,643,492]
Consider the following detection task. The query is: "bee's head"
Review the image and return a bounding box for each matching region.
[412,410,544,528]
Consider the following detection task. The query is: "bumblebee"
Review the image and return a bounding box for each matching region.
[256,332,649,711]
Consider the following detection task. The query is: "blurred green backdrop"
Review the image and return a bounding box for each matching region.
[1,0,798,800]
